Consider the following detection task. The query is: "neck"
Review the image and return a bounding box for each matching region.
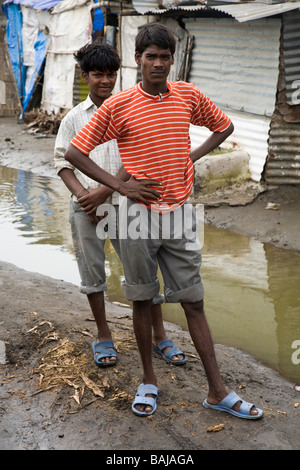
[91,96,106,107]
[140,81,168,97]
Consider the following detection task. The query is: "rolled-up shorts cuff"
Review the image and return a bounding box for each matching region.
[121,278,160,301]
[152,294,165,305]
[79,281,107,295]
[164,282,204,303]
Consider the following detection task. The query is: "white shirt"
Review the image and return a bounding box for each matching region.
[54,95,122,205]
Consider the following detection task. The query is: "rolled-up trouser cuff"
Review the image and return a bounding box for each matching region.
[152,294,165,305]
[122,278,160,301]
[79,281,107,295]
[164,282,204,303]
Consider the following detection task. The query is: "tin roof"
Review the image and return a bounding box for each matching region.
[132,1,300,22]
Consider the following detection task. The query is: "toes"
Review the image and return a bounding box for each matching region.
[232,400,258,416]
[163,347,183,362]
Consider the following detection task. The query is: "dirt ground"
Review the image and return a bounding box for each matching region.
[1,116,300,452]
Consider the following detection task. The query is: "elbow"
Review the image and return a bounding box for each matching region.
[227,121,234,136]
[65,143,77,164]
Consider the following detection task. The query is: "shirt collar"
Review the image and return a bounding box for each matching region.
[82,94,98,111]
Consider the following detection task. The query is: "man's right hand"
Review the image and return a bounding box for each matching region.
[120,177,162,204]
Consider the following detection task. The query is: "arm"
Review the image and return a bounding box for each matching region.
[65,144,161,204]
[58,167,100,223]
[58,167,87,199]
[77,165,131,216]
[190,122,234,164]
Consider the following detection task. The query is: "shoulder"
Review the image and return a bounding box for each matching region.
[170,81,198,92]
[102,86,138,109]
[60,102,83,126]
[60,99,96,133]
[169,81,201,99]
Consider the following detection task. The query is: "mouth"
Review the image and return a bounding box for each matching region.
[151,71,165,76]
[99,87,112,93]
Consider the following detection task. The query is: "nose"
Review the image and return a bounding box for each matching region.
[100,74,111,82]
[153,57,164,68]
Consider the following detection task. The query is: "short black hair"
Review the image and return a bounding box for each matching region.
[74,41,121,74]
[135,23,176,56]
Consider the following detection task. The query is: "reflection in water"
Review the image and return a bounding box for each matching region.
[264,243,300,385]
[0,166,80,285]
[0,165,299,384]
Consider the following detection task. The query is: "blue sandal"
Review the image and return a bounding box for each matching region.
[152,339,187,365]
[132,383,158,417]
[203,391,264,420]
[92,340,117,367]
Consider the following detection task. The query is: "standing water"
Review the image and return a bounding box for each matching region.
[0,164,299,385]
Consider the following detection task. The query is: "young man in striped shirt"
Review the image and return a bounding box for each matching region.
[65,24,263,420]
[55,41,187,369]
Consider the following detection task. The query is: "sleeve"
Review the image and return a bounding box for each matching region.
[192,89,231,133]
[53,114,76,174]
[70,104,118,156]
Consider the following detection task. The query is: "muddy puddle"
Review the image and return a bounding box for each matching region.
[0,164,299,385]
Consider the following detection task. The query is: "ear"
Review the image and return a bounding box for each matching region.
[135,52,141,66]
[81,71,89,83]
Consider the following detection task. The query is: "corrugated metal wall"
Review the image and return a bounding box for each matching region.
[183,16,281,181]
[282,10,300,106]
[266,120,300,184]
[184,17,281,116]
[264,13,300,185]
[72,64,89,107]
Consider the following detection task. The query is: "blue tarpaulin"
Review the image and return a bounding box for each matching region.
[2,1,50,114]
[21,31,49,116]
[2,3,26,102]
[93,0,104,36]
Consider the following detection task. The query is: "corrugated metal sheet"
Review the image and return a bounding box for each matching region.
[266,122,300,184]
[282,10,300,105]
[184,17,281,117]
[72,64,89,107]
[132,0,160,14]
[265,37,300,185]
[210,2,300,23]
[132,1,300,22]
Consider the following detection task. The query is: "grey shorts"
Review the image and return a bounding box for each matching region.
[69,197,120,295]
[119,198,204,303]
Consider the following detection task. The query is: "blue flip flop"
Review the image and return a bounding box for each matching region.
[152,339,187,365]
[92,340,117,367]
[203,391,264,420]
[132,383,158,417]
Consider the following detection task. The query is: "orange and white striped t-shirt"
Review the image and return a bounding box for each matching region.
[71,81,231,211]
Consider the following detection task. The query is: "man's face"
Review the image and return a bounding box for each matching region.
[82,69,117,102]
[135,45,174,91]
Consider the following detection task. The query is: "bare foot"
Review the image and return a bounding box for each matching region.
[206,391,262,418]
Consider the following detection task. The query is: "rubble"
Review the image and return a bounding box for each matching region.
[23,109,66,135]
